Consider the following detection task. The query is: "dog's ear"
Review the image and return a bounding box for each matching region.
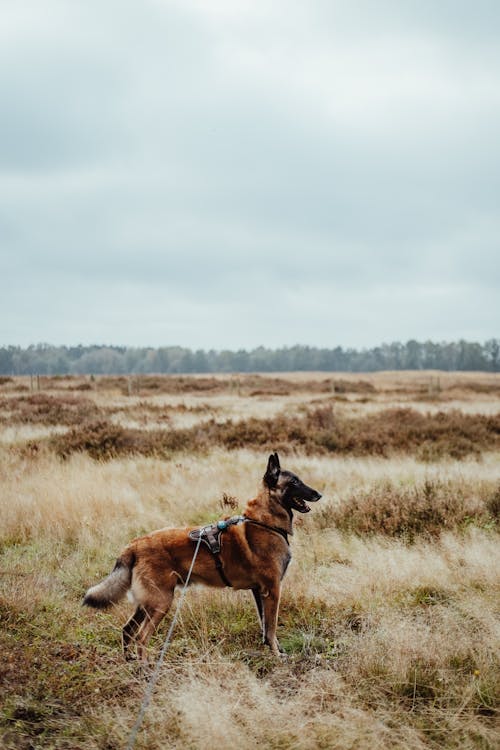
[264,452,281,488]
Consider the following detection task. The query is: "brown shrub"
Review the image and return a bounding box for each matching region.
[246,376,375,396]
[327,479,496,538]
[331,379,376,394]
[52,420,193,460]
[45,407,500,462]
[486,485,500,520]
[52,420,136,460]
[89,374,378,397]
[97,375,224,396]
[94,375,128,391]
[215,406,500,459]
[0,394,101,426]
[249,389,291,397]
[335,408,500,459]
[454,381,500,396]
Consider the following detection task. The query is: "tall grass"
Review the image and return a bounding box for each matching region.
[1,375,499,749]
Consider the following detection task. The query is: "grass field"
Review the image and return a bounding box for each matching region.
[1,372,499,749]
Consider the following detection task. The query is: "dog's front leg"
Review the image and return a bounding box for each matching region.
[262,584,284,656]
[251,587,264,634]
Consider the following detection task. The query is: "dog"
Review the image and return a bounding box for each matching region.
[83,453,321,659]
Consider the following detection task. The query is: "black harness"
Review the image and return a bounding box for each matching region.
[188,514,289,587]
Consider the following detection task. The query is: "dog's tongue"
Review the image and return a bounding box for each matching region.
[296,499,311,513]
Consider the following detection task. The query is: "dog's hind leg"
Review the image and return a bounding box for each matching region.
[134,585,176,662]
[122,607,146,660]
[134,606,170,662]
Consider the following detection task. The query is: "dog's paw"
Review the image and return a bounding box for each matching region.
[270,644,288,659]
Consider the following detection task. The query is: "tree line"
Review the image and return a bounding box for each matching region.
[0,340,499,375]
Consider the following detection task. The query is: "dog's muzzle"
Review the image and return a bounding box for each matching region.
[291,490,322,513]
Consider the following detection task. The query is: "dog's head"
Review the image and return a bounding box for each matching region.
[263,452,322,514]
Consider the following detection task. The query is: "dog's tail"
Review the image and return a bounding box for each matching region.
[83,549,135,609]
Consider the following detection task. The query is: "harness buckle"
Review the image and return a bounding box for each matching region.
[187,515,245,588]
[188,515,244,554]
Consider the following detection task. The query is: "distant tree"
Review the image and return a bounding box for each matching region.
[0,346,16,375]
[455,340,487,371]
[250,347,272,372]
[1,339,498,375]
[192,349,209,373]
[71,347,125,374]
[484,339,500,371]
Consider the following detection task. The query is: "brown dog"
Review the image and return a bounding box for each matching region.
[83,453,321,659]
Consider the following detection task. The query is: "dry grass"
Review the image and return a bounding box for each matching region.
[2,377,499,462]
[0,374,499,749]
[3,372,500,434]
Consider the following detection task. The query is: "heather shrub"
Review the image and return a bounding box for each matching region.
[0,393,101,426]
[326,479,495,538]
[486,485,500,520]
[204,407,500,459]
[52,420,137,460]
[52,420,195,460]
[46,407,500,461]
[456,381,500,395]
[332,378,376,394]
[98,375,224,396]
[90,374,378,397]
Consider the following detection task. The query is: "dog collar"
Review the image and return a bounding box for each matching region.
[242,515,290,545]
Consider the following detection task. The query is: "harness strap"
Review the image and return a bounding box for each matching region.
[188,514,290,588]
[213,554,233,587]
[188,515,245,587]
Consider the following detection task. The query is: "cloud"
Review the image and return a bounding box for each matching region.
[1,0,499,348]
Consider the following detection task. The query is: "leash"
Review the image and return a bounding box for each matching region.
[126,533,203,750]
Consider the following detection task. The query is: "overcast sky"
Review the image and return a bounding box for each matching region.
[1,0,499,350]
